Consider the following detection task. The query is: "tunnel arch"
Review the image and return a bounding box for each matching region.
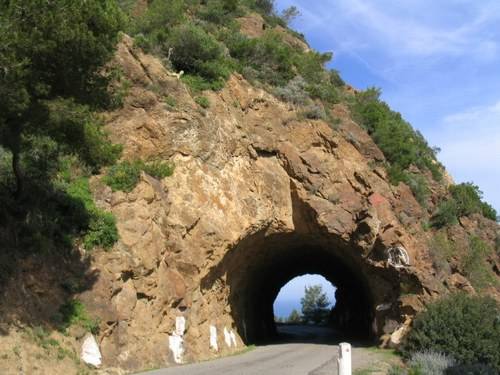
[200,228,401,345]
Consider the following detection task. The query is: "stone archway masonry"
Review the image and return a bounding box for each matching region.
[77,36,483,372]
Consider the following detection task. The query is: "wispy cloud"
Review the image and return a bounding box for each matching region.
[287,0,500,61]
[430,101,500,208]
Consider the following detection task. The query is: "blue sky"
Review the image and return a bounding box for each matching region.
[273,274,336,318]
[273,0,499,312]
[275,0,500,212]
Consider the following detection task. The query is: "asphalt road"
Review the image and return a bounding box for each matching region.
[139,326,370,375]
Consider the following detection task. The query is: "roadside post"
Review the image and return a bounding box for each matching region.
[338,342,352,375]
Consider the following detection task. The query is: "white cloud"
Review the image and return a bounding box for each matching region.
[429,101,500,209]
[288,0,500,61]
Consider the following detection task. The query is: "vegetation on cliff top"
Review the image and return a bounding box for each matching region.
[119,0,497,224]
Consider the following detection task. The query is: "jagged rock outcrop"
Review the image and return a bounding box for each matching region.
[68,35,499,371]
[1,34,497,375]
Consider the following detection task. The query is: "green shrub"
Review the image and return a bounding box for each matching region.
[104,160,142,192]
[57,300,100,335]
[66,177,119,250]
[428,232,454,275]
[251,0,275,15]
[300,103,326,120]
[445,363,498,375]
[142,160,174,179]
[431,200,459,228]
[388,365,407,375]
[104,159,173,192]
[350,87,442,183]
[389,168,429,206]
[84,211,118,250]
[431,183,497,227]
[274,76,309,104]
[402,294,500,371]
[181,74,226,92]
[133,0,185,36]
[164,95,177,108]
[450,183,484,217]
[197,0,244,25]
[168,23,232,84]
[195,96,210,108]
[462,236,496,290]
[46,99,122,172]
[481,202,497,221]
[226,31,295,86]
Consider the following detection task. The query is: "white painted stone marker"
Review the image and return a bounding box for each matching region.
[209,325,218,351]
[169,334,184,364]
[229,330,237,348]
[175,316,186,336]
[223,327,232,348]
[81,334,102,368]
[337,342,352,375]
[169,316,186,363]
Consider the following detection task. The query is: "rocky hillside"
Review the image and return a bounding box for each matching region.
[0,1,498,374]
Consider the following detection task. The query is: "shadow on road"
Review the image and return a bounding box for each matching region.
[272,324,374,348]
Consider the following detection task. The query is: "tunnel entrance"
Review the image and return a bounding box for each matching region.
[200,228,394,346]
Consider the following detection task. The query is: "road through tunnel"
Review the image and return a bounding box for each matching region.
[201,229,397,346]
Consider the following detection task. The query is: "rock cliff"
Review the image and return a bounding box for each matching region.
[77,35,497,371]
[1,30,498,375]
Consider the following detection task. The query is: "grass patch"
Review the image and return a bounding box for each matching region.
[65,177,119,250]
[195,96,210,108]
[104,159,174,192]
[164,95,177,108]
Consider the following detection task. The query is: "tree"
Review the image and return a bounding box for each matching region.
[0,0,123,196]
[301,285,331,325]
[287,309,301,323]
[281,6,300,25]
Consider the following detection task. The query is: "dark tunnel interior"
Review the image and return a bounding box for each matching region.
[211,231,377,345]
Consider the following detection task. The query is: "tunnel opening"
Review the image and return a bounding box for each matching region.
[273,274,336,324]
[200,229,392,346]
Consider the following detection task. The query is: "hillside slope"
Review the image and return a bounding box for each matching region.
[0,1,498,374]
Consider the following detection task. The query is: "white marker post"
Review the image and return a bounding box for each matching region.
[338,342,352,375]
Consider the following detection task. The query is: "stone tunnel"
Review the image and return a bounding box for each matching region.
[200,222,413,347]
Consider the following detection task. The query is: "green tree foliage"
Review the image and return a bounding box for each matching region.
[197,0,244,25]
[287,309,302,323]
[0,0,123,194]
[251,0,275,15]
[132,0,185,36]
[0,0,123,257]
[226,31,296,86]
[280,6,300,25]
[402,294,500,371]
[169,23,231,83]
[349,87,443,190]
[431,182,497,227]
[301,285,331,325]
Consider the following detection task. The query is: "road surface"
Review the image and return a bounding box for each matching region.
[138,326,387,375]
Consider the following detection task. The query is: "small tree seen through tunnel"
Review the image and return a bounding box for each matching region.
[301,285,331,325]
